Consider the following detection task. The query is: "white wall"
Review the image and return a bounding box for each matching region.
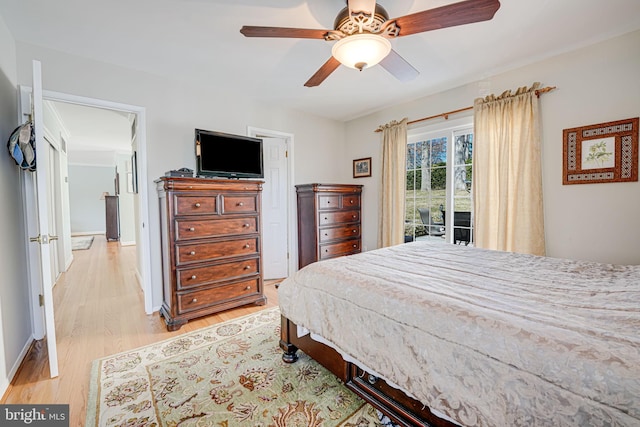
[0,13,32,397]
[345,30,640,265]
[116,153,136,245]
[14,42,348,309]
[68,165,116,234]
[43,101,73,270]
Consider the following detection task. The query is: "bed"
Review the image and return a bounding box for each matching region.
[277,240,640,426]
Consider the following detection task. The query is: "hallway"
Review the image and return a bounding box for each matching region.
[1,235,279,424]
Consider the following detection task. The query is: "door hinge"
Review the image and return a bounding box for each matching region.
[285,150,288,158]
[39,294,44,306]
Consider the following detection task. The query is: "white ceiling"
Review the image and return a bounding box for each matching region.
[45,101,133,164]
[3,0,640,123]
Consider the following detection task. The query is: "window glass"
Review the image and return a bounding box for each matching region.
[404,118,473,245]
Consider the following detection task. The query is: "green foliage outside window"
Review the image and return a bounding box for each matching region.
[406,163,446,190]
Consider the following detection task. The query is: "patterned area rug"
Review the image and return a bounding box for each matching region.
[86,308,390,426]
[72,235,94,250]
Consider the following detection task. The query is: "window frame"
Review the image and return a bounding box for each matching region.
[406,116,474,244]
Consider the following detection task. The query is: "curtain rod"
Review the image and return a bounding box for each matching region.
[374,86,556,133]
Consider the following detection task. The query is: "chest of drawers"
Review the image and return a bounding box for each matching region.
[156,177,266,330]
[296,183,363,269]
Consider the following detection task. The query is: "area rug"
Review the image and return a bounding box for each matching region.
[72,235,94,250]
[86,308,389,426]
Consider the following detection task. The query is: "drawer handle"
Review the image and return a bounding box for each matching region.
[244,265,251,270]
[353,244,357,248]
[194,203,201,208]
[237,202,244,206]
[243,223,250,228]
[324,217,328,220]
[244,244,251,249]
[191,298,198,303]
[325,249,328,253]
[191,275,197,280]
[188,227,195,231]
[245,286,251,290]
[352,229,357,233]
[190,251,196,255]
[350,200,354,204]
[324,233,328,236]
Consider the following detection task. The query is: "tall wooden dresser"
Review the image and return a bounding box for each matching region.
[105,195,120,241]
[296,183,363,269]
[156,177,266,331]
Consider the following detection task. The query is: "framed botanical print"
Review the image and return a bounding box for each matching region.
[562,117,638,184]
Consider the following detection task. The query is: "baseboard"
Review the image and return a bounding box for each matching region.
[135,269,143,290]
[0,337,35,401]
[71,231,104,236]
[65,254,74,271]
[119,240,136,246]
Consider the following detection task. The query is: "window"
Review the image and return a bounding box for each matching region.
[405,117,474,245]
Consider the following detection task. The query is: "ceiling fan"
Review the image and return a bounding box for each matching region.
[240,0,501,87]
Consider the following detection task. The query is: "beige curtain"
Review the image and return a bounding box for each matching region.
[378,118,408,248]
[473,83,545,255]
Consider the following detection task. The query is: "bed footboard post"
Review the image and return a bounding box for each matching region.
[279,315,299,363]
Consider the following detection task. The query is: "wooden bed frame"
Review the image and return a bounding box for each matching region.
[279,315,456,427]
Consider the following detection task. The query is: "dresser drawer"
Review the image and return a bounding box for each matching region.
[318,195,340,210]
[175,217,257,241]
[319,210,360,226]
[342,195,360,208]
[177,258,259,290]
[319,224,361,243]
[318,195,361,211]
[177,278,260,314]
[176,238,258,265]
[174,195,217,216]
[319,239,361,259]
[222,195,258,214]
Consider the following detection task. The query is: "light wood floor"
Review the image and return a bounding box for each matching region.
[1,235,280,425]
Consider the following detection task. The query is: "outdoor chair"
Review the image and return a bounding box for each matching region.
[418,208,445,236]
[441,210,472,245]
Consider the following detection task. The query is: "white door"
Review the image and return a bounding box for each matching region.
[46,138,60,282]
[30,60,59,378]
[261,137,289,279]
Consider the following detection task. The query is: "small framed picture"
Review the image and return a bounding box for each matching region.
[353,157,372,178]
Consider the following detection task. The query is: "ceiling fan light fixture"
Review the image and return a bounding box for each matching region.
[331,33,391,71]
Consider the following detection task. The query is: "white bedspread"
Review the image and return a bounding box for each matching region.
[277,241,640,426]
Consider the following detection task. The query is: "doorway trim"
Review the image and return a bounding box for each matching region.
[21,88,153,314]
[247,127,297,274]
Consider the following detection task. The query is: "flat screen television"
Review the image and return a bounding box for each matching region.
[195,129,264,179]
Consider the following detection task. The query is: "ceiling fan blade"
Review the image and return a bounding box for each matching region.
[304,57,341,87]
[240,26,328,39]
[392,0,500,36]
[348,0,376,15]
[379,49,419,82]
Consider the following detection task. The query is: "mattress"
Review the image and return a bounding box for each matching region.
[277,241,640,426]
